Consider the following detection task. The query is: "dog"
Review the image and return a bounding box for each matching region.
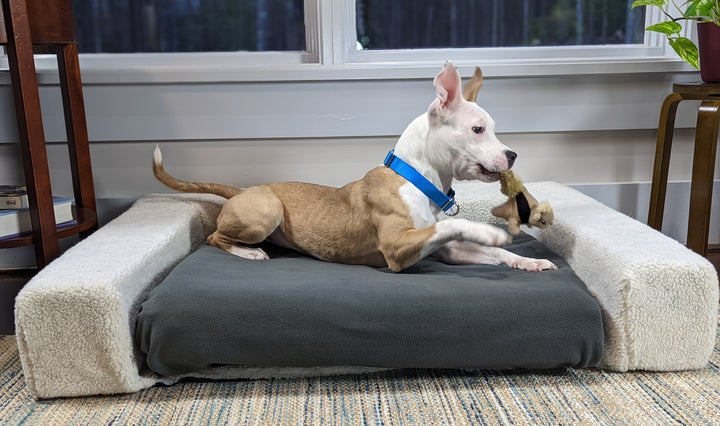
[153,61,557,272]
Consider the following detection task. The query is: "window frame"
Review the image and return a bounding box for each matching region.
[0,0,698,84]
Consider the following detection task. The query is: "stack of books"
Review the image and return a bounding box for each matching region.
[0,185,75,241]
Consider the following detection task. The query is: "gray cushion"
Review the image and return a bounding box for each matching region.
[135,230,604,377]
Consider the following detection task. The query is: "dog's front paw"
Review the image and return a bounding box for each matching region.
[512,257,557,272]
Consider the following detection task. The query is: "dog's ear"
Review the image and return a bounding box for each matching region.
[429,61,462,118]
[462,67,483,102]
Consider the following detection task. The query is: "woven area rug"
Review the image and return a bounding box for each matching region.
[1,314,719,425]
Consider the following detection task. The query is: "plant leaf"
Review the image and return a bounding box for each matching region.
[631,0,667,8]
[646,21,684,34]
[669,37,700,69]
[685,0,715,18]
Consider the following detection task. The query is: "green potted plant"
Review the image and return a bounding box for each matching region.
[632,0,720,82]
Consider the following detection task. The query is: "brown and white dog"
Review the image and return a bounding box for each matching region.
[153,61,557,272]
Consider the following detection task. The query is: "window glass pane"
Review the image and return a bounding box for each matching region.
[356,0,645,49]
[72,0,305,53]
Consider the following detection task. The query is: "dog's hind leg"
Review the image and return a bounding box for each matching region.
[226,245,270,260]
[207,185,284,260]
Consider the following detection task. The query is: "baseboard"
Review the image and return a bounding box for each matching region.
[0,269,35,334]
[707,244,720,254]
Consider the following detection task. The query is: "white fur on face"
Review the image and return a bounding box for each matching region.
[427,102,514,183]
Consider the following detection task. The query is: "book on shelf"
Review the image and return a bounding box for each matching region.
[0,196,75,241]
[0,185,29,210]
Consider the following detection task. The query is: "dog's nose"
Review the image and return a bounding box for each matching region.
[505,150,517,168]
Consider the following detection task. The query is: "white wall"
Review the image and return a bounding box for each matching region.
[0,65,717,267]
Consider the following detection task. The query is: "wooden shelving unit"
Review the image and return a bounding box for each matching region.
[0,206,97,249]
[1,0,97,269]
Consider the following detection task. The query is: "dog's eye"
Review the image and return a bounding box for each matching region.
[472,126,485,134]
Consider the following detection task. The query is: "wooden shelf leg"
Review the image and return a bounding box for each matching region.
[648,92,683,231]
[687,100,720,256]
[57,42,98,238]
[2,0,58,268]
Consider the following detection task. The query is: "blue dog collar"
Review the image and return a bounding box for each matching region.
[383,150,459,216]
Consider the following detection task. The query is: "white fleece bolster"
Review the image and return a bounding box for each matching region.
[15,194,224,398]
[455,181,719,371]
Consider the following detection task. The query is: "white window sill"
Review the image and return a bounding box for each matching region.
[0,50,699,85]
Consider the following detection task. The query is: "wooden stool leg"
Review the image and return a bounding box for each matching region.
[2,0,59,268]
[648,92,683,231]
[57,43,98,237]
[686,100,720,256]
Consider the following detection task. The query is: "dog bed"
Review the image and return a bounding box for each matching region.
[135,235,603,377]
[14,182,719,398]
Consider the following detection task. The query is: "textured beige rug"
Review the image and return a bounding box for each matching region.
[1,314,719,425]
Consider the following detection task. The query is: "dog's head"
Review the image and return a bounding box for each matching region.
[425,62,516,183]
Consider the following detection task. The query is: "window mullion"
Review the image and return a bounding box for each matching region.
[643,5,664,48]
[336,0,356,65]
[642,2,695,58]
[304,0,325,63]
[308,0,345,66]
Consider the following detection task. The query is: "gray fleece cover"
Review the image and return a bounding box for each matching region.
[135,231,604,377]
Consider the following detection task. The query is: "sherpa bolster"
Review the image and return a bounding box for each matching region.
[14,182,719,398]
[455,181,719,372]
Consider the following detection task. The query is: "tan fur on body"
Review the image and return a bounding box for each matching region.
[154,146,436,271]
[491,170,554,235]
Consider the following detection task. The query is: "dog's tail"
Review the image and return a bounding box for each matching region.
[153,145,243,199]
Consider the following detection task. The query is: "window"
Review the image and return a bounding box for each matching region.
[74,0,644,54]
[356,0,645,49]
[72,0,305,53]
[2,0,684,83]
